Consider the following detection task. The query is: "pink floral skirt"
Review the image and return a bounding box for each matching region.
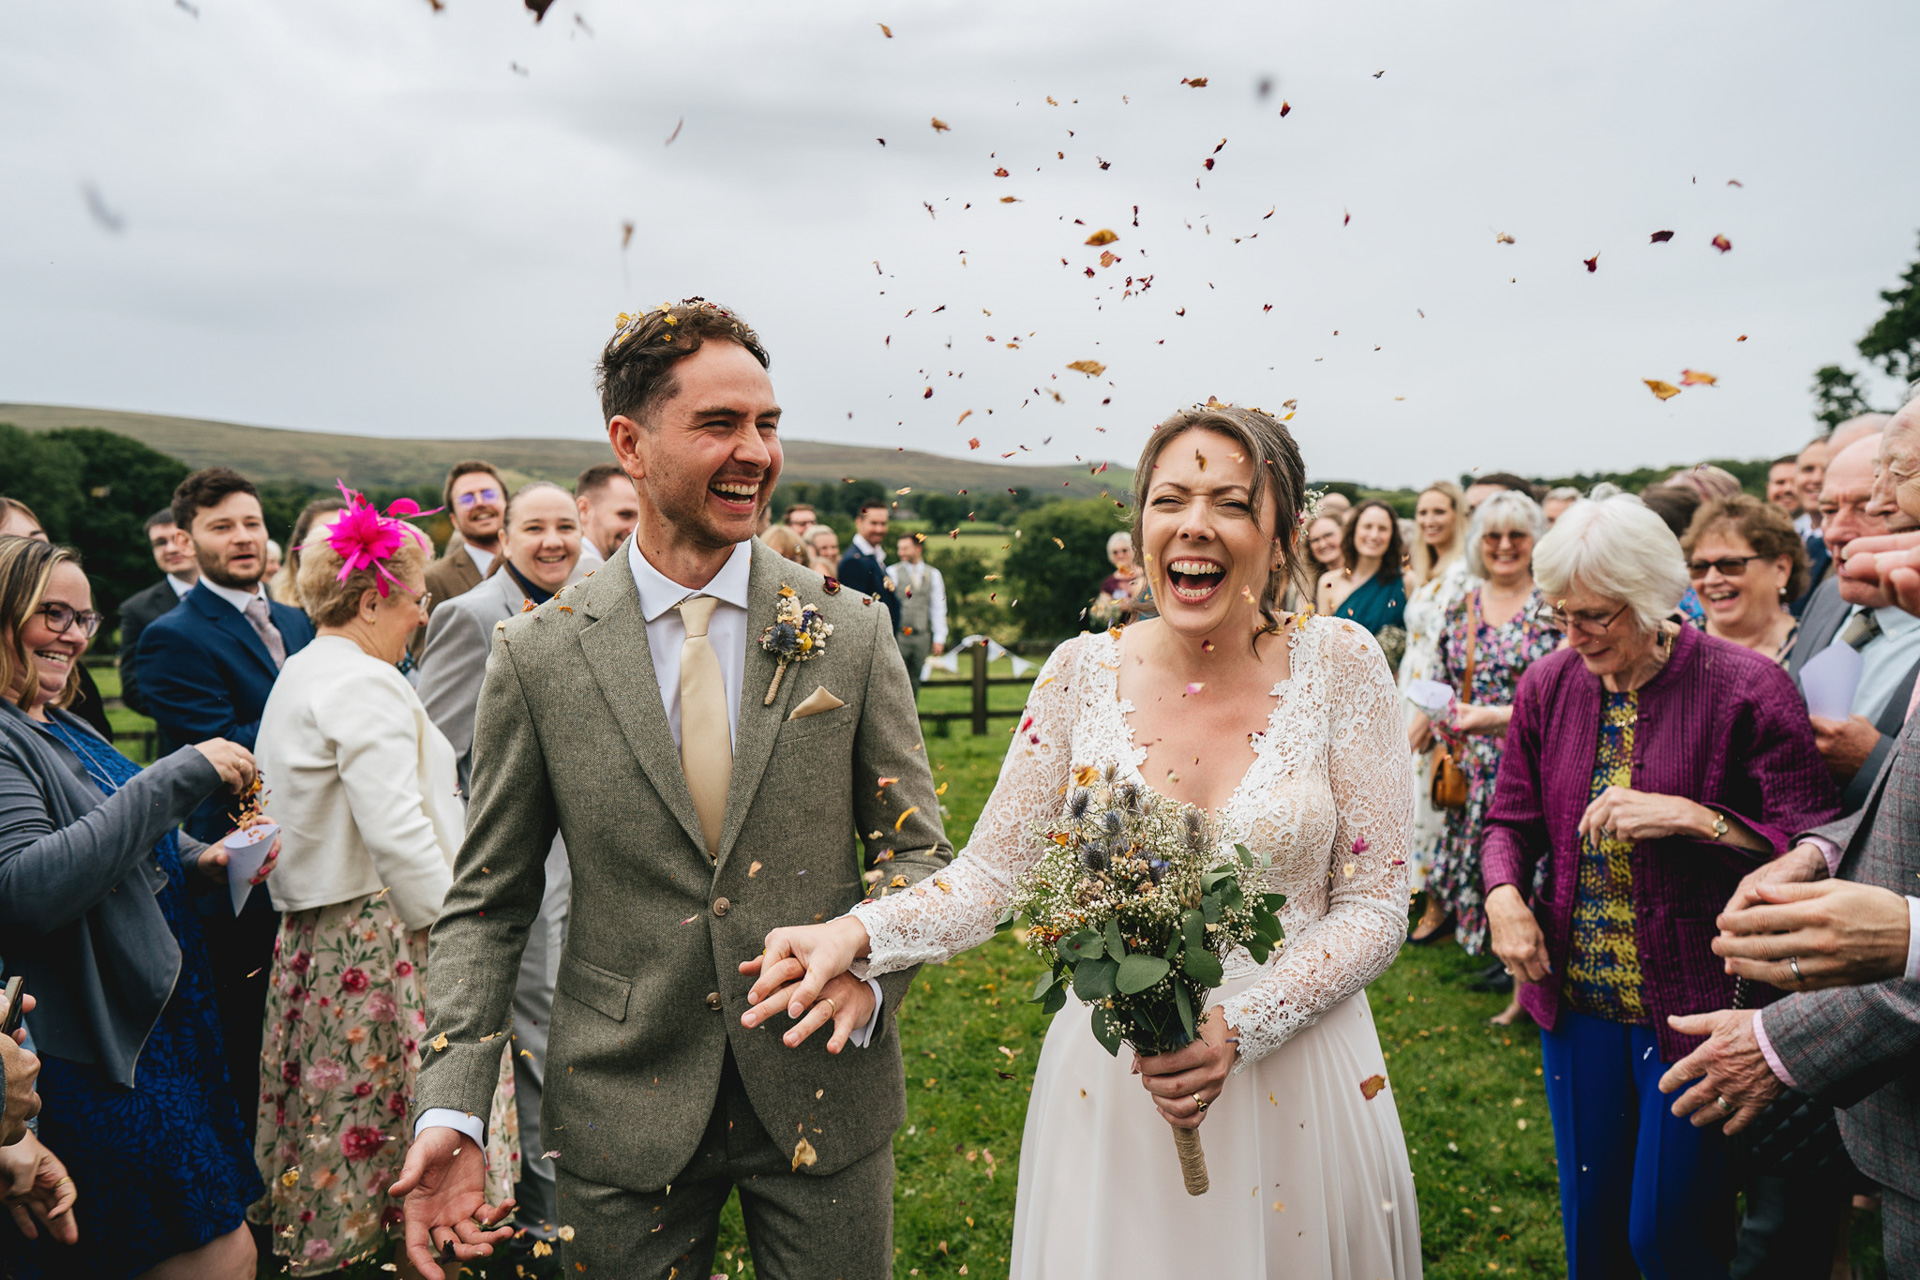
[248,893,519,1272]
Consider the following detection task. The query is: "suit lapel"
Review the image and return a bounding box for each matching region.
[716,541,809,872]
[576,564,710,856]
[192,585,278,678]
[1842,717,1914,875]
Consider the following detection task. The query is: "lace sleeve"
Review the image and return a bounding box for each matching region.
[851,636,1085,976]
[1218,623,1414,1069]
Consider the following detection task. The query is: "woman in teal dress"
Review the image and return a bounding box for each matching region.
[1317,500,1408,658]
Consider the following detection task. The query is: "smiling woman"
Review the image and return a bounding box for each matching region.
[0,535,273,1279]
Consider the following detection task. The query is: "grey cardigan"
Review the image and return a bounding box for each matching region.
[0,699,222,1087]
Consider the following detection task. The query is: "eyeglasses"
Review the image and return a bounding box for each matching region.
[1547,602,1630,636]
[1482,530,1532,546]
[455,488,502,508]
[1686,555,1764,580]
[35,601,103,639]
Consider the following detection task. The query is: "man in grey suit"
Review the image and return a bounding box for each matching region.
[415,480,588,1254]
[394,301,951,1279]
[1787,434,1920,813]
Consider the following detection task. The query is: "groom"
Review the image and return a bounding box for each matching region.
[394,301,952,1278]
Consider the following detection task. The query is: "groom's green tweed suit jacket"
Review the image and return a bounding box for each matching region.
[415,536,952,1190]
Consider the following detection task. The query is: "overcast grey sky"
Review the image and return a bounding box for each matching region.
[3,0,1916,487]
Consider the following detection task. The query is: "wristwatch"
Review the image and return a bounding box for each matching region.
[1708,810,1729,842]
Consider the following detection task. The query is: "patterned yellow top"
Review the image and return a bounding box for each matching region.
[1563,691,1648,1024]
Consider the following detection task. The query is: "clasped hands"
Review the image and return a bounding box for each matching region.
[1656,841,1912,1135]
[740,916,878,1054]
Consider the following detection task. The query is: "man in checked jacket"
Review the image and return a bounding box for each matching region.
[1668,397,1920,1272]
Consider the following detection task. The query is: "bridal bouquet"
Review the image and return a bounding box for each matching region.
[1008,764,1286,1195]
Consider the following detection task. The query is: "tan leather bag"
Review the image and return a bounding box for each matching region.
[1429,593,1478,811]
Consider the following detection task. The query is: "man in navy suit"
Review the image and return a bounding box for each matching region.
[138,466,314,1133]
[836,500,900,630]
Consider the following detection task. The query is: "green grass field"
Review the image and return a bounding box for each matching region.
[88,663,1881,1278]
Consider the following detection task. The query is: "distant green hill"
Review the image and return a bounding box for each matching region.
[1,403,1131,502]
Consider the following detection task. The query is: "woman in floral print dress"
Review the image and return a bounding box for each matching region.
[248,491,517,1273]
[1424,492,1558,1009]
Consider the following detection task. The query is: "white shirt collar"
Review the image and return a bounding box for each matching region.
[167,574,196,598]
[851,534,886,565]
[627,539,754,623]
[198,576,265,614]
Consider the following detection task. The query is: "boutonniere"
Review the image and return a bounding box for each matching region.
[761,584,834,705]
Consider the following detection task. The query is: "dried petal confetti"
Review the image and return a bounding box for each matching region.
[791,1137,818,1171]
[1085,228,1119,246]
[1679,369,1718,386]
[1359,1074,1388,1100]
[1644,379,1682,401]
[1066,360,1106,376]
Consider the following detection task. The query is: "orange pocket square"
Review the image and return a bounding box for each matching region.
[787,686,847,721]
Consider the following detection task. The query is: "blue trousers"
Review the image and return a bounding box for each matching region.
[1540,1009,1731,1280]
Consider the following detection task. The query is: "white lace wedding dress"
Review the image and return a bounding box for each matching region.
[852,618,1422,1279]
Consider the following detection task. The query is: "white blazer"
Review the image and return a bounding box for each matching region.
[256,635,463,930]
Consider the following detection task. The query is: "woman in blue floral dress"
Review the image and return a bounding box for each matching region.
[1424,493,1559,988]
[0,538,271,1279]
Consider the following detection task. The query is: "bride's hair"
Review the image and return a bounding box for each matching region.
[1128,403,1308,640]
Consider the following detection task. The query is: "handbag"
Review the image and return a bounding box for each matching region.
[1725,977,1857,1179]
[1429,594,1478,811]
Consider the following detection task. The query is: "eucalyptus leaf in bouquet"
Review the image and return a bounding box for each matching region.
[1002,763,1286,1193]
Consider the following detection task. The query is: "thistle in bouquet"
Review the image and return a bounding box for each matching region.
[1007,763,1286,1195]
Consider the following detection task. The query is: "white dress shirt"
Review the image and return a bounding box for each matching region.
[1848,604,1920,721]
[630,539,752,750]
[167,574,196,599]
[575,539,606,571]
[417,538,880,1147]
[464,544,496,577]
[197,576,268,614]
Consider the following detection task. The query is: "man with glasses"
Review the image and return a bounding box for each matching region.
[414,460,508,657]
[1786,435,1920,812]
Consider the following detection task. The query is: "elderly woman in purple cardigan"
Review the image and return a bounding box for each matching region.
[1482,494,1839,1280]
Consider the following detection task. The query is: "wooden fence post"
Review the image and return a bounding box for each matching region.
[970,644,989,736]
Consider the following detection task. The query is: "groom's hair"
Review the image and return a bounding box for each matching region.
[596,298,770,429]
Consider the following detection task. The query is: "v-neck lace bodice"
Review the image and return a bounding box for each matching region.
[852,616,1415,1068]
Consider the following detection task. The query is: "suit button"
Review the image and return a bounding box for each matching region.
[706,992,723,1011]
[713,897,731,917]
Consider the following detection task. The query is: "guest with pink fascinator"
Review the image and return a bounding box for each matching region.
[249,487,519,1276]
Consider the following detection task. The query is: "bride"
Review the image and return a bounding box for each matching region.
[744,403,1421,1279]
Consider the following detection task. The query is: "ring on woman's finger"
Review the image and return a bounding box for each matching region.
[822,996,838,1019]
[1788,956,1804,984]
[1192,1092,1209,1113]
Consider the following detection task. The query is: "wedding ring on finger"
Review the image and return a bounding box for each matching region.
[1788,956,1804,985]
[1715,1095,1733,1115]
[822,996,838,1019]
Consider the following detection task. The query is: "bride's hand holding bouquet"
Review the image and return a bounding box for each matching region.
[1010,764,1285,1195]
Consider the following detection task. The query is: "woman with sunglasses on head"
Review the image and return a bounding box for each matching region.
[1415,492,1557,1014]
[1679,495,1806,667]
[0,536,277,1280]
[1480,493,1838,1279]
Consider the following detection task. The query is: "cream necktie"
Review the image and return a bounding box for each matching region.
[675,595,732,858]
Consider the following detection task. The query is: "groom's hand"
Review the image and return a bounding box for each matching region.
[741,917,874,1052]
[389,1126,516,1280]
